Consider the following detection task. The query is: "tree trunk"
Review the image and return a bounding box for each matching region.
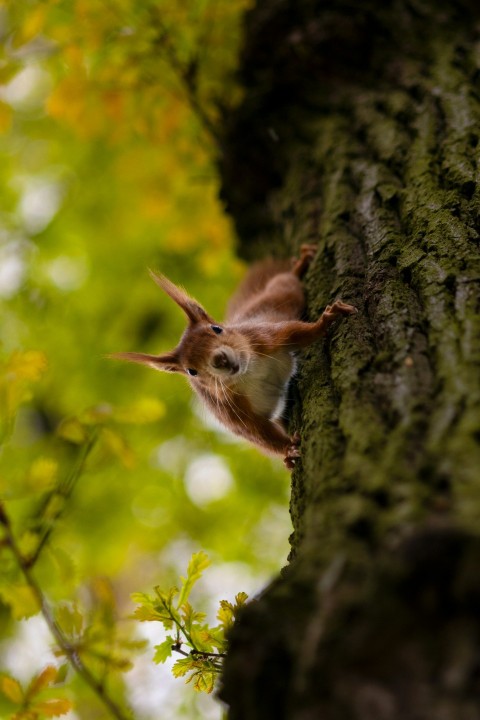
[218,1,480,718]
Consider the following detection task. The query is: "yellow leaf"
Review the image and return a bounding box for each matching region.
[27,457,58,490]
[101,427,135,468]
[0,675,23,704]
[113,397,165,424]
[234,591,249,608]
[91,576,116,606]
[26,666,58,699]
[19,5,48,43]
[6,351,47,382]
[31,698,73,717]
[217,600,234,630]
[46,77,90,135]
[171,657,194,678]
[18,531,39,558]
[1,350,47,420]
[12,710,37,720]
[56,417,88,444]
[193,669,216,694]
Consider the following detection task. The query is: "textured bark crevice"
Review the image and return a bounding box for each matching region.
[219,1,480,718]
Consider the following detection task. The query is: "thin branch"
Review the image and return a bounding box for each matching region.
[26,431,98,568]
[160,598,227,664]
[191,649,227,659]
[171,643,190,658]
[0,504,134,720]
[158,596,195,648]
[155,26,222,145]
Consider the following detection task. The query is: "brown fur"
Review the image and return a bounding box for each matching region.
[110,245,357,469]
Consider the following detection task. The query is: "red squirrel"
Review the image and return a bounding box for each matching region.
[111,245,357,468]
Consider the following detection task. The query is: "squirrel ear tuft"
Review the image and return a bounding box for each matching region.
[148,270,213,325]
[107,351,185,373]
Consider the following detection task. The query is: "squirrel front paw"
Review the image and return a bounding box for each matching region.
[324,300,358,317]
[284,433,301,469]
[291,245,318,278]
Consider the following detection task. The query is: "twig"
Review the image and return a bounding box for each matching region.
[160,597,227,665]
[155,22,222,146]
[26,431,98,568]
[0,504,134,720]
[190,649,227,659]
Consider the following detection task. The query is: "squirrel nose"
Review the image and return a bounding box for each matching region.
[213,350,230,369]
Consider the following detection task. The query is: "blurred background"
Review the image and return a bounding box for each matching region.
[0,2,291,718]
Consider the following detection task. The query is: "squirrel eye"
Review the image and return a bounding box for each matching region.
[186,368,198,376]
[211,325,223,334]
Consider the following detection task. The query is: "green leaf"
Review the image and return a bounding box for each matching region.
[55,604,84,637]
[133,604,168,623]
[216,590,248,631]
[198,625,226,652]
[181,601,206,632]
[55,665,69,684]
[172,657,196,678]
[234,591,248,609]
[217,599,234,631]
[131,592,151,605]
[131,604,155,622]
[0,584,41,620]
[153,586,181,628]
[190,625,214,653]
[132,590,176,629]
[153,636,176,664]
[177,551,210,608]
[154,585,179,607]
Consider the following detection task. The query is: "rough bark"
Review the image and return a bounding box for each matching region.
[218,1,480,718]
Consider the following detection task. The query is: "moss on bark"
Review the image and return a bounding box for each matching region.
[219,1,480,718]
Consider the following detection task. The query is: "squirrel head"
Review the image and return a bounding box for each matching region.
[110,271,250,383]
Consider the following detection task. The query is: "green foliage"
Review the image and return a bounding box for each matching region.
[0,1,291,718]
[133,552,248,694]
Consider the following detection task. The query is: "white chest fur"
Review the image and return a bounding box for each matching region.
[236,349,297,420]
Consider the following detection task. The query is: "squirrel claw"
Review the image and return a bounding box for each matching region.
[284,433,301,469]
